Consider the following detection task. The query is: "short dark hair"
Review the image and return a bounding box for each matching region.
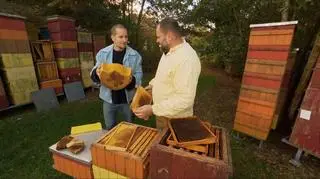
[158,18,183,37]
[111,24,127,36]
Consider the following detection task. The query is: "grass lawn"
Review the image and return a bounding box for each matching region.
[0,74,215,179]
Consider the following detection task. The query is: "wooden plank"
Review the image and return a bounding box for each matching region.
[215,130,220,160]
[289,32,320,120]
[166,134,208,154]
[249,34,293,46]
[247,50,289,61]
[115,152,126,176]
[239,96,275,108]
[125,157,136,178]
[0,29,28,40]
[250,29,294,36]
[96,145,106,169]
[234,122,269,140]
[136,132,157,156]
[248,45,290,51]
[104,150,114,172]
[242,74,282,89]
[235,111,272,132]
[246,58,287,66]
[244,63,284,76]
[237,99,274,118]
[241,85,278,94]
[127,127,144,148]
[132,130,153,155]
[128,128,149,152]
[135,161,144,179]
[239,87,277,103]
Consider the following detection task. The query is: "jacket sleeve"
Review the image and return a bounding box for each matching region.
[90,51,104,83]
[133,53,143,86]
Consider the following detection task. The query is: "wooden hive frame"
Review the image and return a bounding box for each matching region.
[150,125,233,179]
[130,86,152,111]
[91,122,159,179]
[168,117,217,147]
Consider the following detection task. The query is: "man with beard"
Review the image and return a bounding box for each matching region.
[91,24,143,130]
[133,18,201,129]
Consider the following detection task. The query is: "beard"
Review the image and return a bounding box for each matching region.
[159,41,169,54]
[160,46,169,54]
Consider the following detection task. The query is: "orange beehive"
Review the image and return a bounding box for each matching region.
[35,61,59,82]
[52,153,93,179]
[40,79,63,94]
[234,21,298,140]
[49,130,107,179]
[91,122,159,179]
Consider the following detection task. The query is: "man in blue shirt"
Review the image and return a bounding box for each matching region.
[91,24,143,130]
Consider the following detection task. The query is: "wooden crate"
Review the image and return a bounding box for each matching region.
[91,122,159,179]
[0,76,9,109]
[0,53,33,68]
[50,30,77,41]
[36,61,59,82]
[77,31,92,43]
[54,48,78,58]
[53,41,77,49]
[40,79,63,94]
[93,35,105,56]
[47,15,75,33]
[78,43,93,52]
[150,125,233,179]
[56,58,80,69]
[52,153,93,179]
[81,68,93,88]
[30,40,55,62]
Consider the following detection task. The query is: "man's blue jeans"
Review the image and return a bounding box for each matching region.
[103,101,132,130]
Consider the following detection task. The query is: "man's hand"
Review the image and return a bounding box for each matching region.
[133,105,153,120]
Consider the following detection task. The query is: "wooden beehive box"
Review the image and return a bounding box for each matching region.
[91,122,159,179]
[150,125,233,179]
[49,130,107,179]
[30,40,55,62]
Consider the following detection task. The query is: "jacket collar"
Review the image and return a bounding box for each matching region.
[101,44,136,55]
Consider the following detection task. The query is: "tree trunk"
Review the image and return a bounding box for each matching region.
[121,0,126,20]
[135,0,146,49]
[281,0,289,21]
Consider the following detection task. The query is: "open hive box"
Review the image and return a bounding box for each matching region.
[91,122,159,179]
[150,123,233,179]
